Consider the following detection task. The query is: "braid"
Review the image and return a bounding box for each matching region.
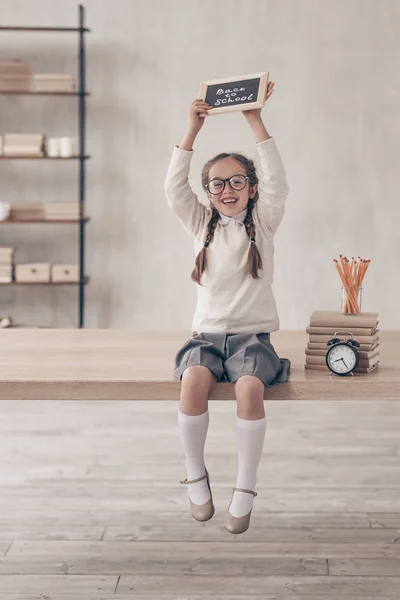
[191,207,220,285]
[244,200,263,278]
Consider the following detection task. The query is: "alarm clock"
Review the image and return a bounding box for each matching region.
[326,331,360,376]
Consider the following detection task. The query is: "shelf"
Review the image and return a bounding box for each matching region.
[0,91,89,96]
[0,155,90,160]
[1,5,89,328]
[0,218,90,224]
[0,277,90,286]
[0,26,90,32]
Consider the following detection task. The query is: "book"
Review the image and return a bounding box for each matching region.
[305,347,379,360]
[310,311,379,329]
[306,325,378,336]
[305,363,379,374]
[10,204,44,220]
[306,354,380,368]
[0,60,31,74]
[309,332,379,344]
[0,248,14,261]
[308,341,379,352]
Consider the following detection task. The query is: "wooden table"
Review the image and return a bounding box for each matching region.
[0,329,398,400]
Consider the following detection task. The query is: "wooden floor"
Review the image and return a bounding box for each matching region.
[0,399,400,599]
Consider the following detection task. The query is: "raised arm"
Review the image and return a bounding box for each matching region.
[242,81,289,235]
[164,99,212,238]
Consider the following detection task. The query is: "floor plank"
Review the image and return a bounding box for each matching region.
[116,574,400,594]
[0,555,327,576]
[103,525,400,543]
[0,575,118,594]
[6,539,400,560]
[0,526,104,541]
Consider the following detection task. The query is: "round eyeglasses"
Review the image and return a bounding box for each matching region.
[206,174,249,195]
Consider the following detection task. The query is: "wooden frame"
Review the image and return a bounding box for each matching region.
[199,71,269,115]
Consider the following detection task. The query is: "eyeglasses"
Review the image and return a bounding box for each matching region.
[206,174,249,195]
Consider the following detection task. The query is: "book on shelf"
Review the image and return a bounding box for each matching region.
[0,247,14,262]
[0,60,31,74]
[10,204,44,220]
[0,60,31,92]
[3,148,44,157]
[0,266,13,274]
[33,74,75,93]
[45,215,81,221]
[44,202,80,219]
[3,133,45,157]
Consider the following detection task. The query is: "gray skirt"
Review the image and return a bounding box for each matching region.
[174,331,291,388]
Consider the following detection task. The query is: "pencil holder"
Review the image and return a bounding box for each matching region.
[341,285,363,314]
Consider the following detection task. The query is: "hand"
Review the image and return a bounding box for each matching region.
[242,81,275,120]
[189,98,213,132]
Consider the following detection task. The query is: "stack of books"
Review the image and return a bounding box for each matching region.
[305,311,380,373]
[0,247,14,283]
[3,134,45,157]
[33,74,75,93]
[9,203,44,221]
[0,60,31,92]
[44,202,80,221]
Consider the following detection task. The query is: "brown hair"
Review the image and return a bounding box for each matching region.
[191,153,263,285]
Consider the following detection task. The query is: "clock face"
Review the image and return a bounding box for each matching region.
[326,343,358,374]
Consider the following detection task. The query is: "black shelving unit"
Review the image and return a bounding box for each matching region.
[0,4,90,328]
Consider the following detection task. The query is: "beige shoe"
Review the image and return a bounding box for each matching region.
[180,469,215,522]
[225,487,257,535]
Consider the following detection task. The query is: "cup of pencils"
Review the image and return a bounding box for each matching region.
[334,256,370,314]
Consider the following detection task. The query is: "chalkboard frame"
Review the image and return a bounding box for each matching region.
[199,71,269,115]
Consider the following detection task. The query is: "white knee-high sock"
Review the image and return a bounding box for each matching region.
[178,409,211,505]
[229,415,267,518]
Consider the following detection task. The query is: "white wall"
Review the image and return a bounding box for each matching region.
[0,0,398,329]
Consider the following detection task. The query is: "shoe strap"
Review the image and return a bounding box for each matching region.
[233,487,257,497]
[180,473,208,485]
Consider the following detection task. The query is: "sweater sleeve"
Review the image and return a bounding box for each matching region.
[254,137,289,235]
[164,145,207,238]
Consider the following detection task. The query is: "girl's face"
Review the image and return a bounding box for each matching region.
[207,157,257,217]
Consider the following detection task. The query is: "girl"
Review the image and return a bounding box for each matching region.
[164,80,291,535]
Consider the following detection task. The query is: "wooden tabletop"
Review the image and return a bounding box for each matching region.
[0,329,398,400]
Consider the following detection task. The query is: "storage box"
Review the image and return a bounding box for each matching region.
[15,263,50,283]
[51,264,80,283]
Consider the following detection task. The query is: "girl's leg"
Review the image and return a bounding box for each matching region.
[230,375,266,518]
[178,365,217,505]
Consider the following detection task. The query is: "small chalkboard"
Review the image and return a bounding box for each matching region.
[199,72,269,115]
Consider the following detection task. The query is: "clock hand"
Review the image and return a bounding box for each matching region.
[341,358,348,369]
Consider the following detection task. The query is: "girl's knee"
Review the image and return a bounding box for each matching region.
[235,375,265,419]
[181,365,216,393]
[180,366,215,415]
[235,375,264,395]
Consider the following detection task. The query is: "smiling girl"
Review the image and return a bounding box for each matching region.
[164,80,291,534]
